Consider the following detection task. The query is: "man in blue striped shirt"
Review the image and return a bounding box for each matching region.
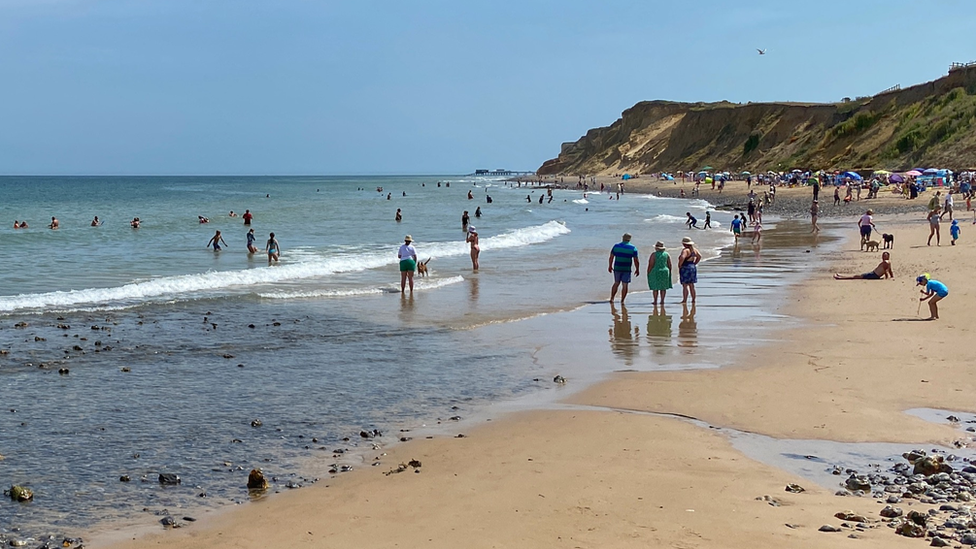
[609,233,639,304]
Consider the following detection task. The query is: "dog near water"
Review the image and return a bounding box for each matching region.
[416,258,431,277]
[882,233,894,249]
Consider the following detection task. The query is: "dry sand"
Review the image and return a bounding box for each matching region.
[100,212,973,549]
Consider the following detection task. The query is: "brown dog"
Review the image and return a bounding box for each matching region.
[864,240,880,252]
[416,258,431,277]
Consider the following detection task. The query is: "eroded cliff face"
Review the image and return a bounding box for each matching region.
[538,66,976,174]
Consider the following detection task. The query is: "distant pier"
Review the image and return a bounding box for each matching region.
[470,169,535,176]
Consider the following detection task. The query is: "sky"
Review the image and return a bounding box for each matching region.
[0,0,972,175]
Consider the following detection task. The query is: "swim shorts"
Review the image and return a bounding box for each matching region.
[400,258,416,272]
[860,225,872,237]
[613,271,631,284]
[213,244,221,251]
[862,272,880,280]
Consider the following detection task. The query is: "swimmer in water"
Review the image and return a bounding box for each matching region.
[246,228,258,253]
[207,230,227,251]
[395,208,402,222]
[466,226,480,271]
[266,232,280,264]
[229,211,237,217]
[91,216,101,227]
[130,217,140,228]
[18,220,28,229]
[49,217,59,229]
[199,216,209,224]
[475,206,482,218]
[461,211,470,229]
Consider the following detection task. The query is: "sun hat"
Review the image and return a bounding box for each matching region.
[681,237,695,246]
[468,226,477,233]
[404,235,413,242]
[622,233,632,241]
[952,219,959,225]
[867,209,874,214]
[654,241,666,250]
[916,273,930,285]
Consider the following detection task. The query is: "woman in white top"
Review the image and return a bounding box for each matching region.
[398,235,417,294]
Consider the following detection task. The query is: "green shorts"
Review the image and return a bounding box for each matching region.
[399,259,416,272]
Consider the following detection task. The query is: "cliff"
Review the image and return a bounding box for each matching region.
[538,66,976,174]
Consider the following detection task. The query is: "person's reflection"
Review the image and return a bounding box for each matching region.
[677,302,698,351]
[731,241,742,261]
[645,304,673,355]
[468,276,480,304]
[609,303,638,366]
[399,292,415,320]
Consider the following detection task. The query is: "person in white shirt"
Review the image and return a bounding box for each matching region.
[941,192,955,221]
[398,235,418,294]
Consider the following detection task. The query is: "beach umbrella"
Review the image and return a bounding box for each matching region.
[874,170,891,175]
[842,171,863,180]
[889,174,905,183]
[700,166,713,171]
[740,171,751,175]
[923,168,939,174]
[906,170,922,177]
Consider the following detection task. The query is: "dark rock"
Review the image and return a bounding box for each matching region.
[818,525,841,532]
[880,505,903,518]
[182,516,197,522]
[553,375,566,384]
[246,469,268,490]
[915,455,953,476]
[896,522,926,537]
[785,483,805,493]
[120,367,130,372]
[119,475,131,482]
[407,459,422,468]
[845,473,871,492]
[250,419,262,428]
[961,533,976,545]
[948,416,961,422]
[222,354,234,359]
[58,368,69,375]
[158,473,181,486]
[907,509,928,525]
[835,511,868,522]
[931,537,951,547]
[160,516,177,527]
[8,485,33,501]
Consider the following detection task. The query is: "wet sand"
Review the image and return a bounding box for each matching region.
[100,213,972,549]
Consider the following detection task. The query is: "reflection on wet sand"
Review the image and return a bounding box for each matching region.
[645,304,673,355]
[609,303,639,365]
[468,276,479,304]
[677,303,698,350]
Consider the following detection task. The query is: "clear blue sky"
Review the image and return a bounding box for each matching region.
[0,0,971,175]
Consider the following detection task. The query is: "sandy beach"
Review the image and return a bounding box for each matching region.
[92,204,976,549]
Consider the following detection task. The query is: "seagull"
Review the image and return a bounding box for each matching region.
[757,48,767,55]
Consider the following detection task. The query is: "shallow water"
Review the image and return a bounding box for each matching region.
[0,176,825,538]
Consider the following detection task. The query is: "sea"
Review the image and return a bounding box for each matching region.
[0,175,818,541]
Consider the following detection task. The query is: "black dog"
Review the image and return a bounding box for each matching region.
[882,233,894,249]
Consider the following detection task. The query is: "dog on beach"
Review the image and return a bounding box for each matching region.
[864,240,880,252]
[882,233,894,249]
[416,258,431,277]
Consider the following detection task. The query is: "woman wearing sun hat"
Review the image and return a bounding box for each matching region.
[677,237,702,304]
[466,226,480,271]
[398,235,418,294]
[646,241,673,305]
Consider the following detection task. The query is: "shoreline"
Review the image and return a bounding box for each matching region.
[86,216,902,548]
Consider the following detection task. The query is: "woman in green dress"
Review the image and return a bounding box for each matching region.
[646,241,673,305]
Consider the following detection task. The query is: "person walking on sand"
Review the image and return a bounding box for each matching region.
[246,228,258,253]
[927,207,941,246]
[646,241,672,306]
[951,219,961,245]
[834,251,894,280]
[466,226,480,271]
[608,233,639,304]
[677,237,701,304]
[266,232,280,264]
[811,200,820,233]
[207,230,227,251]
[398,235,417,293]
[833,186,841,206]
[917,273,948,320]
[941,191,954,221]
[858,209,876,243]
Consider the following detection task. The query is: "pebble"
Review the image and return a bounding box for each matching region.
[818,525,842,533]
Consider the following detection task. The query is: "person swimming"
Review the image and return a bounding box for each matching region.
[130,217,140,228]
[91,216,101,227]
[199,216,209,224]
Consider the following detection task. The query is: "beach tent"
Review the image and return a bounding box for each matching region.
[622,174,632,180]
[740,171,751,175]
[663,174,674,181]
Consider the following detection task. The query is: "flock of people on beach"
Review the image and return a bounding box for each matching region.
[608,232,701,306]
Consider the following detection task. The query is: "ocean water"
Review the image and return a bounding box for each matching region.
[0,175,766,539]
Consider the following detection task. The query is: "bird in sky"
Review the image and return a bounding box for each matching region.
[757,48,767,55]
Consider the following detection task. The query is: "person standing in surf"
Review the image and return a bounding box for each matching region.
[266,232,280,264]
[677,237,701,304]
[466,226,480,271]
[398,235,417,293]
[608,233,639,304]
[646,241,672,306]
[246,228,258,253]
[207,230,227,251]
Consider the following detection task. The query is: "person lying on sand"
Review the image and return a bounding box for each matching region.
[834,251,894,280]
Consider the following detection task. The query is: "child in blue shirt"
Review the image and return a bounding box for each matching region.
[917,273,949,320]
[950,219,960,245]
